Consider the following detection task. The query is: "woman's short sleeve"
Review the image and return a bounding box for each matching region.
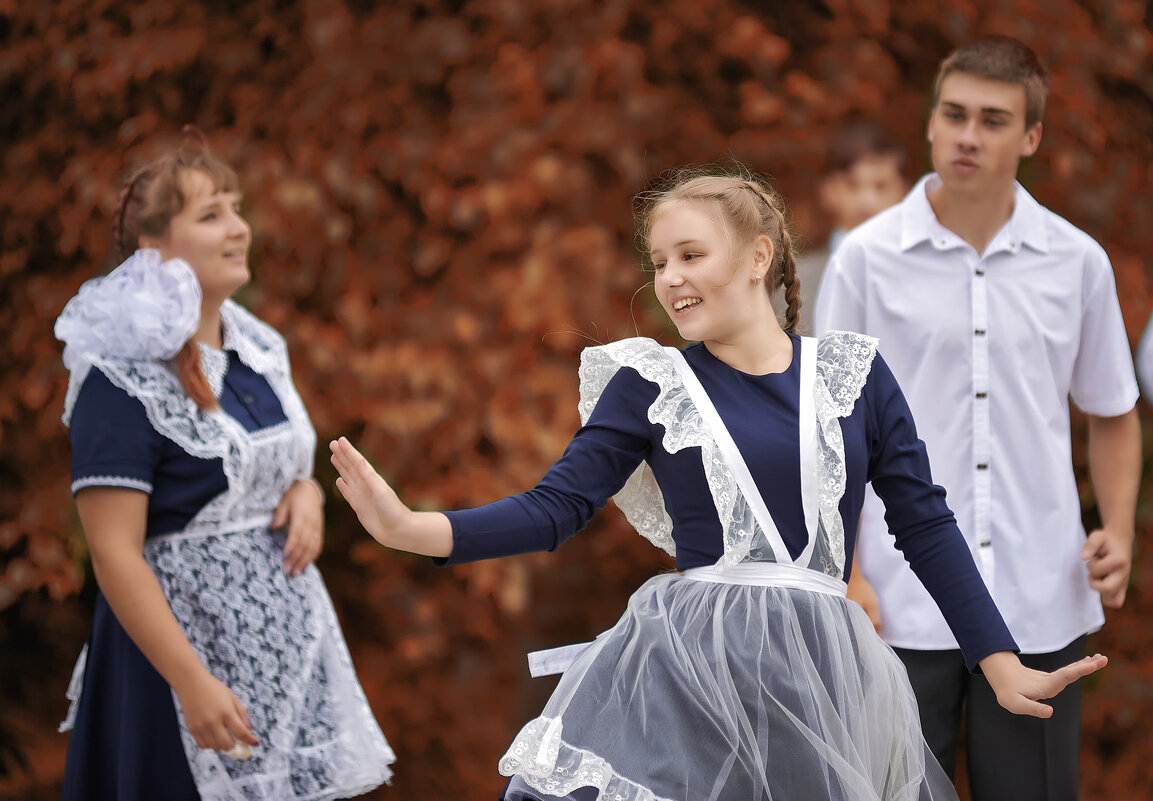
[69,368,162,495]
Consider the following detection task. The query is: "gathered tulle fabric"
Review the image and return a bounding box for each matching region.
[500,573,957,801]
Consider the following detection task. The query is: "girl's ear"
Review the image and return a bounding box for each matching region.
[754,235,774,270]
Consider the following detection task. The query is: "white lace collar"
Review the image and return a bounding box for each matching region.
[218,300,283,376]
[198,301,285,397]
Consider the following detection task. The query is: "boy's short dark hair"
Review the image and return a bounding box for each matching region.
[825,121,909,176]
[934,36,1050,128]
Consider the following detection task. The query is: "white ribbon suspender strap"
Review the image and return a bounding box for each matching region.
[796,337,820,566]
[527,640,596,678]
[666,346,798,565]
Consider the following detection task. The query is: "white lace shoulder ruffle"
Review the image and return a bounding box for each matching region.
[577,332,877,573]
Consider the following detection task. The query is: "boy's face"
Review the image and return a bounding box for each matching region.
[819,154,907,231]
[928,71,1042,197]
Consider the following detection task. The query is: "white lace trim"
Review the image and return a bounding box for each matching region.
[200,346,228,398]
[500,717,673,801]
[57,643,88,733]
[810,330,878,578]
[71,475,152,495]
[577,333,876,573]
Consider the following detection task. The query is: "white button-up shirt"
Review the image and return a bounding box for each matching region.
[815,174,1139,653]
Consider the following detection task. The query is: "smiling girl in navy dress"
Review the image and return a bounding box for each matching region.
[330,165,1106,801]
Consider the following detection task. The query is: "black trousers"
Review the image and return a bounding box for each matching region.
[894,636,1087,801]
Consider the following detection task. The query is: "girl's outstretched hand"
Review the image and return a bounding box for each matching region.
[979,651,1108,718]
[329,437,453,557]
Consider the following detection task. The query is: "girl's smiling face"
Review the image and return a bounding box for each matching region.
[649,201,769,343]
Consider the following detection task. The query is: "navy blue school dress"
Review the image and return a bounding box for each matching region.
[58,298,394,801]
[438,333,1017,801]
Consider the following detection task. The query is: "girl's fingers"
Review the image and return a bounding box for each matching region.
[1013,698,1053,718]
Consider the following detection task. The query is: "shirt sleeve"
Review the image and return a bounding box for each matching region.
[1138,312,1153,405]
[864,353,1018,671]
[437,367,655,566]
[812,245,867,337]
[1068,247,1140,416]
[69,367,163,495]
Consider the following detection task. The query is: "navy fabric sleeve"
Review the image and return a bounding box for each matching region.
[864,353,1018,671]
[70,368,162,495]
[437,368,655,566]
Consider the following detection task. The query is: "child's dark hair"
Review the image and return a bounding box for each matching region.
[825,120,909,176]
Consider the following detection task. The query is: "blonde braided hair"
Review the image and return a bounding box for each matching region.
[638,166,802,333]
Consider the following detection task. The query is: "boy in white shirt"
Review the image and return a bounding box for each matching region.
[815,36,1141,801]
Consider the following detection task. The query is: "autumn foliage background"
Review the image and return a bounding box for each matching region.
[2,0,1153,798]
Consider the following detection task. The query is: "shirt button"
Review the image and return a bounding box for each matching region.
[242,393,257,405]
[976,463,989,470]
[979,540,992,548]
[975,268,986,276]
[974,328,986,335]
[975,392,988,398]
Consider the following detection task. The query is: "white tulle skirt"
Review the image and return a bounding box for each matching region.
[499,564,958,801]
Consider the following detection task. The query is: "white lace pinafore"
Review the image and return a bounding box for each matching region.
[500,333,958,801]
[60,300,394,801]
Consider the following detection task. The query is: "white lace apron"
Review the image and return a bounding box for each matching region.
[502,333,957,801]
[61,301,394,801]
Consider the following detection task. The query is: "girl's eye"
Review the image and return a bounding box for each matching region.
[200,213,217,222]
[653,262,666,271]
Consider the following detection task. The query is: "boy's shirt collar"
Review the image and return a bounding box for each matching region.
[900,173,1050,257]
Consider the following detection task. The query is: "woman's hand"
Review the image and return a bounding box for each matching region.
[978,650,1108,718]
[272,478,325,576]
[173,669,259,754]
[329,437,453,557]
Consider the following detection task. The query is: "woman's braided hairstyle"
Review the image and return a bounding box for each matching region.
[637,165,802,333]
[109,142,241,409]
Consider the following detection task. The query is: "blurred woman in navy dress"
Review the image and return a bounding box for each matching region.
[55,142,394,800]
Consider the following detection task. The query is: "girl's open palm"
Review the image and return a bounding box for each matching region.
[329,437,408,546]
[981,651,1108,718]
[329,437,454,557]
